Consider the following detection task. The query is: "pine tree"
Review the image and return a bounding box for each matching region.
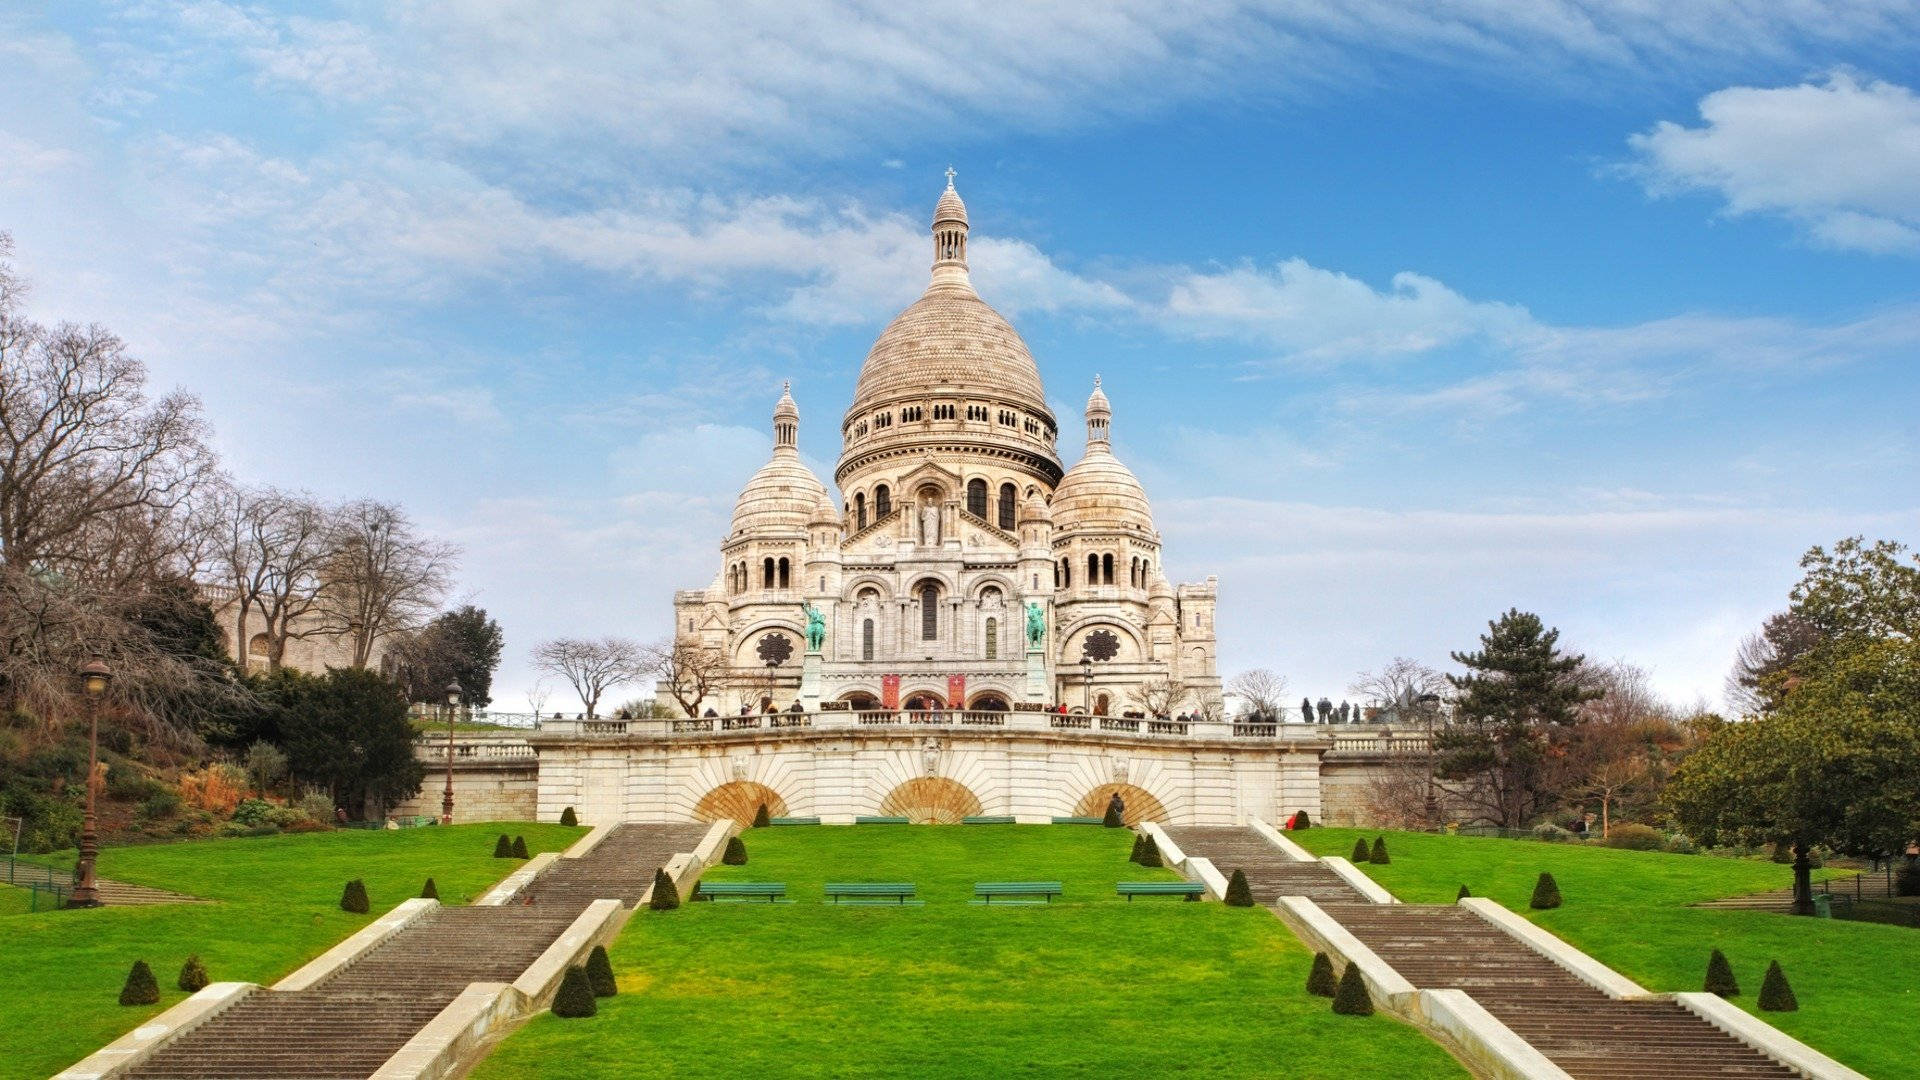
[648,867,680,910]
[1758,961,1798,1011]
[1529,872,1562,910]
[560,806,578,827]
[511,835,530,859]
[1351,838,1369,862]
[1370,837,1390,865]
[119,961,159,1006]
[584,945,617,997]
[1127,833,1145,863]
[493,834,513,858]
[1293,810,1312,830]
[177,955,209,993]
[340,879,369,914]
[752,803,770,828]
[1456,884,1471,900]
[420,877,439,900]
[1224,868,1254,907]
[552,966,598,1018]
[723,836,747,866]
[1138,838,1163,868]
[1331,963,1373,1016]
[1306,952,1337,997]
[1703,949,1739,996]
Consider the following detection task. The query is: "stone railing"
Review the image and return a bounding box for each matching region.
[414,733,539,761]
[1327,729,1433,756]
[534,710,1359,745]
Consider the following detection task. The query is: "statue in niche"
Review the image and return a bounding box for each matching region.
[920,499,941,544]
[801,600,827,653]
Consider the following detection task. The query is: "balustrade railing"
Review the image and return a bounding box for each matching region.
[516,710,1428,746]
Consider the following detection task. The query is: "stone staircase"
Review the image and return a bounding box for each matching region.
[123,823,709,1080]
[1166,826,1800,1080]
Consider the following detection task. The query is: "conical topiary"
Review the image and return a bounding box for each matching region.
[177,955,209,993]
[1530,872,1562,910]
[1703,948,1739,996]
[1332,962,1373,1015]
[1102,794,1125,828]
[551,965,598,1017]
[723,836,747,866]
[560,806,578,827]
[1369,837,1390,865]
[340,879,369,914]
[511,835,530,859]
[1128,833,1146,864]
[1351,838,1370,862]
[1224,868,1254,907]
[648,867,680,910]
[493,834,513,858]
[119,960,159,1006]
[1306,951,1338,997]
[1138,837,1163,868]
[420,877,439,900]
[1457,884,1471,901]
[1758,960,1797,1011]
[752,803,770,828]
[584,944,617,997]
[1293,810,1312,830]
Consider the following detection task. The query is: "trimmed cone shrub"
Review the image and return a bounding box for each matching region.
[119,960,159,1006]
[1351,838,1370,863]
[1331,962,1373,1016]
[1293,810,1312,830]
[1127,833,1145,863]
[552,966,598,1018]
[560,806,578,827]
[1758,960,1798,1012]
[1369,837,1390,865]
[420,877,439,900]
[1138,838,1163,868]
[1456,884,1471,901]
[511,835,530,859]
[1224,868,1254,907]
[1306,951,1338,997]
[177,955,209,993]
[585,944,617,997]
[1703,948,1739,996]
[340,879,369,914]
[752,803,770,828]
[1102,795,1125,828]
[648,867,680,910]
[493,834,513,858]
[1530,872,1562,910]
[722,836,747,866]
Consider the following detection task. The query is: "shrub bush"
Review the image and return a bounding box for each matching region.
[1603,823,1663,850]
[140,792,182,820]
[1369,837,1390,865]
[1456,884,1471,900]
[1663,832,1697,855]
[1532,822,1573,843]
[1224,869,1254,907]
[1897,863,1920,898]
[560,806,578,827]
[119,961,159,1006]
[752,803,770,828]
[340,879,369,914]
[1758,960,1797,1012]
[1529,872,1562,910]
[648,867,680,910]
[1102,796,1125,828]
[552,966,598,1018]
[1138,838,1163,868]
[1292,811,1312,830]
[1703,948,1739,996]
[177,955,209,993]
[722,836,747,866]
[585,944,617,997]
[420,878,439,900]
[296,791,335,823]
[218,821,278,838]
[1127,833,1145,863]
[1770,841,1793,864]
[1350,838,1370,862]
[511,835,530,859]
[1306,952,1337,997]
[493,834,513,858]
[230,798,275,827]
[1331,962,1373,1016]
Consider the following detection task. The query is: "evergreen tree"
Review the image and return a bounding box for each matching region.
[1529,872,1562,910]
[560,806,578,827]
[1369,837,1390,865]
[1102,793,1126,827]
[1456,884,1471,900]
[341,879,370,913]
[648,867,680,910]
[420,878,438,900]
[177,955,209,993]
[1703,949,1739,996]
[1758,960,1798,1011]
[1306,952,1337,997]
[1224,868,1254,907]
[267,668,425,816]
[1331,963,1373,1016]
[585,945,617,997]
[1292,810,1311,830]
[722,836,747,866]
[1138,838,1163,868]
[119,961,160,1006]
[1351,838,1370,862]
[511,835,529,859]
[753,803,770,828]
[494,834,513,858]
[1128,833,1145,864]
[551,966,598,1018]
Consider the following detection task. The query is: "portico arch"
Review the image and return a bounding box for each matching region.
[1074,783,1167,826]
[693,781,789,827]
[879,777,983,824]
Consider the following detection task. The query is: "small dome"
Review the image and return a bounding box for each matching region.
[934,181,968,228]
[1148,572,1174,602]
[809,488,841,525]
[731,385,829,537]
[1053,446,1154,534]
[1020,489,1052,523]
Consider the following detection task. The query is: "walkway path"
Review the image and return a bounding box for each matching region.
[93,879,211,906]
[1165,826,1798,1080]
[123,823,708,1080]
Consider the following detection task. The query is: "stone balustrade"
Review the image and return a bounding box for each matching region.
[532,709,1366,743]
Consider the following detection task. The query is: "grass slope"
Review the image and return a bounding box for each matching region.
[1292,828,1919,1079]
[474,825,1466,1079]
[4,821,582,1078]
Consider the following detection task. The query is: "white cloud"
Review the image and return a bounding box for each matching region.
[1628,72,1920,253]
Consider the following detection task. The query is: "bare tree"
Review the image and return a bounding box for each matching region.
[533,637,643,718]
[1226,668,1287,719]
[1349,657,1449,722]
[243,493,334,672]
[641,637,732,718]
[525,680,552,721]
[319,500,457,667]
[1127,677,1187,718]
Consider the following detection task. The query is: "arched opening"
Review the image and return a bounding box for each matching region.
[997,483,1016,529]
[248,633,270,659]
[1087,553,1098,583]
[841,691,880,711]
[968,692,1010,711]
[1094,692,1111,716]
[862,618,875,661]
[1102,553,1114,585]
[694,781,789,827]
[777,557,790,589]
[854,492,867,530]
[879,777,983,824]
[874,485,892,519]
[920,582,939,640]
[966,478,987,518]
[984,617,998,660]
[902,690,945,711]
[1073,783,1167,826]
[762,557,775,589]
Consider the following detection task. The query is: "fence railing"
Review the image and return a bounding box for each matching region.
[2,855,73,890]
[533,709,1396,742]
[28,881,71,911]
[1828,894,1920,928]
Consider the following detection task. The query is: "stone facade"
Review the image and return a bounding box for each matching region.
[200,582,394,675]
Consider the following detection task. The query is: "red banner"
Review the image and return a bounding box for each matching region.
[881,674,901,710]
[947,675,966,709]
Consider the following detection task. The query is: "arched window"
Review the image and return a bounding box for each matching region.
[875,485,891,519]
[777,557,790,589]
[920,582,939,640]
[966,478,987,518]
[997,483,1016,529]
[855,492,866,530]
[985,618,998,660]
[762,557,775,588]
[862,619,875,661]
[1060,557,1071,588]
[248,633,270,658]
[1087,553,1099,583]
[1102,553,1114,585]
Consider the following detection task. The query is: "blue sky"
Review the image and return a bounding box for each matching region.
[4,3,1917,712]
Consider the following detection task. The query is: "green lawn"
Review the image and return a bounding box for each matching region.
[2,821,582,1079]
[1291,828,1920,1080]
[473,825,1467,1079]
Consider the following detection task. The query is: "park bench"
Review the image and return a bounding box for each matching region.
[695,881,788,903]
[824,882,921,905]
[1051,816,1103,825]
[973,881,1063,905]
[769,816,820,826]
[1116,881,1205,902]
[855,815,912,824]
[963,816,1016,824]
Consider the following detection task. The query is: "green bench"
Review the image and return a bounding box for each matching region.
[973,881,1063,905]
[1117,881,1205,902]
[695,881,788,903]
[854,815,912,824]
[963,815,1016,824]
[1051,816,1103,825]
[824,882,921,905]
[769,816,820,826]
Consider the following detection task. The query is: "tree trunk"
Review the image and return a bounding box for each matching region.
[1791,841,1816,916]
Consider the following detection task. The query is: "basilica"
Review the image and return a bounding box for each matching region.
[673,178,1221,717]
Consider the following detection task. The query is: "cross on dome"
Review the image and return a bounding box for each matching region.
[945,165,956,187]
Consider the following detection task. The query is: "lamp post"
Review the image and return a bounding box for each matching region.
[1415,692,1442,827]
[441,680,462,825]
[1080,657,1093,715]
[68,659,111,908]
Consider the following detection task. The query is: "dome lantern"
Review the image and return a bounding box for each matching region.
[1086,374,1111,446]
[933,167,969,276]
[773,380,799,451]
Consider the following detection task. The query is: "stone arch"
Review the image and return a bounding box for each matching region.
[842,574,895,600]
[247,632,270,659]
[732,620,804,666]
[967,572,1017,601]
[1059,618,1146,664]
[1074,783,1167,826]
[839,690,881,710]
[694,781,788,827]
[968,691,1010,710]
[880,777,983,824]
[901,687,946,709]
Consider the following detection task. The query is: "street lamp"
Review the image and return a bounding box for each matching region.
[1080,657,1093,715]
[67,659,111,908]
[441,679,462,825]
[1414,692,1442,827]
